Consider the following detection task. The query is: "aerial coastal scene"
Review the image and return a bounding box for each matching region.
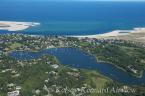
[0,0,145,96]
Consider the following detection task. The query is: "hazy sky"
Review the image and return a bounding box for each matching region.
[75,0,145,1]
[35,0,145,1]
[3,0,145,2]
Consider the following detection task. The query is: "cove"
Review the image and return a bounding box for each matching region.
[9,48,145,85]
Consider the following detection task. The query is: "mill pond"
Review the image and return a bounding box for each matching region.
[9,47,145,85]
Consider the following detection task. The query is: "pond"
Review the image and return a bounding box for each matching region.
[9,48,145,85]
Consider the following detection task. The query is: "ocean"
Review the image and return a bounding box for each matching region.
[0,1,145,35]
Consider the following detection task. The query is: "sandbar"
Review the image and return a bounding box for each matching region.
[0,21,40,31]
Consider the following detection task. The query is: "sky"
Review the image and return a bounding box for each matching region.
[3,0,145,1]
[34,0,145,1]
[0,0,145,2]
[75,0,145,1]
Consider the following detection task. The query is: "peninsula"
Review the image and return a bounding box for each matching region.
[73,28,145,39]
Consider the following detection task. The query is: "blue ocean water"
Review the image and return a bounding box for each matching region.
[0,1,145,35]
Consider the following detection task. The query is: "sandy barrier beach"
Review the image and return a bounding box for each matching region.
[71,28,145,39]
[0,21,40,31]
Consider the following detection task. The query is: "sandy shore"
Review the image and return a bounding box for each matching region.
[0,21,40,31]
[71,27,145,39]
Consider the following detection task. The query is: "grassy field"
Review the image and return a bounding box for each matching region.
[7,42,23,50]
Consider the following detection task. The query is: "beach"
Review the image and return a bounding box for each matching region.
[72,27,145,39]
[0,21,40,31]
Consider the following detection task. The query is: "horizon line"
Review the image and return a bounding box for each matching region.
[3,0,145,2]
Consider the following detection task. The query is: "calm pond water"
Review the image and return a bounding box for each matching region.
[9,48,145,85]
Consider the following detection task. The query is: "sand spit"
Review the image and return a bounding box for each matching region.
[0,21,40,31]
[72,28,145,39]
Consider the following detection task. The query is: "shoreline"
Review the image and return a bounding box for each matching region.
[0,21,40,31]
[70,27,145,39]
[0,21,145,40]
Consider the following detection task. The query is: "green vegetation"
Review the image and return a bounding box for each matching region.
[0,53,113,96]
[9,42,22,50]
[74,39,145,77]
[0,34,145,96]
